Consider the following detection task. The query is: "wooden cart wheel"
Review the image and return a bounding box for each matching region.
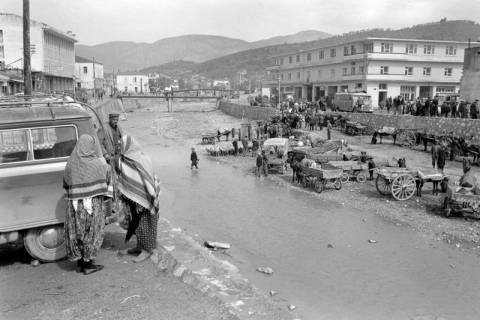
[391,174,416,201]
[314,179,324,193]
[375,175,391,195]
[443,197,452,217]
[334,178,342,190]
[340,172,350,183]
[356,172,367,183]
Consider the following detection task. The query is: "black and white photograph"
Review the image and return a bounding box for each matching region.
[1,0,480,319]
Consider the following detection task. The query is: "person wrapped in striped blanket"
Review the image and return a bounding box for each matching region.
[117,135,161,262]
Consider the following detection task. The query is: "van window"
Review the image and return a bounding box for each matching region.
[0,125,77,164]
[32,126,77,160]
[0,129,31,163]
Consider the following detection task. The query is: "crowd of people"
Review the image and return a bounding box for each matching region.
[379,96,479,118]
[63,113,161,275]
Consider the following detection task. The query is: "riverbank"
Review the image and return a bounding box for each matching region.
[209,124,480,254]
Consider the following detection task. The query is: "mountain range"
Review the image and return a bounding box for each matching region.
[76,30,331,72]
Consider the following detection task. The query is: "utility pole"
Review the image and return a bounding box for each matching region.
[278,75,281,109]
[23,0,32,95]
[92,57,96,100]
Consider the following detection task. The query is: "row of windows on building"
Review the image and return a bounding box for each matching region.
[273,65,455,81]
[275,43,458,65]
[379,66,454,76]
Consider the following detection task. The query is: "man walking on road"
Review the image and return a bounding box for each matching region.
[190,147,199,169]
[327,121,332,140]
[255,151,263,177]
[232,139,239,156]
[262,150,269,176]
[241,135,248,156]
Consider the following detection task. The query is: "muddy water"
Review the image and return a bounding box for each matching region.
[128,103,480,320]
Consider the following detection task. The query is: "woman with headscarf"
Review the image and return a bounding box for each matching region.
[63,134,111,275]
[117,135,160,262]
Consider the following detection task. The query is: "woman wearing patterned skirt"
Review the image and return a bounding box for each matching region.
[63,134,111,274]
[117,135,160,262]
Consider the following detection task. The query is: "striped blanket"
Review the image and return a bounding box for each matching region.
[117,135,160,214]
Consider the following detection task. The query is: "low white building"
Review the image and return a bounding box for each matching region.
[74,56,104,90]
[116,72,149,94]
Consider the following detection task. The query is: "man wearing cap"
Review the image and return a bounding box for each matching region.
[100,113,123,164]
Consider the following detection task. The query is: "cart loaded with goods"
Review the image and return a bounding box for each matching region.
[300,162,343,193]
[328,160,368,183]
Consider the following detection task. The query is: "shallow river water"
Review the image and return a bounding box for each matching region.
[129,103,480,320]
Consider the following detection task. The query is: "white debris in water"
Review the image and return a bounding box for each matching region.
[163,245,175,252]
[257,267,274,275]
[171,228,182,232]
[193,268,211,276]
[230,300,244,310]
[368,239,377,244]
[288,305,296,310]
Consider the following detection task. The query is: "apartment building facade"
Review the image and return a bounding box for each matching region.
[265,37,472,108]
[0,13,77,93]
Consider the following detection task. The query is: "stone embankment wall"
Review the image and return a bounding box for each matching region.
[219,101,480,143]
[219,101,277,121]
[333,112,480,143]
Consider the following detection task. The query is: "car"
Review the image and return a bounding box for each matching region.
[333,92,373,113]
[0,95,104,262]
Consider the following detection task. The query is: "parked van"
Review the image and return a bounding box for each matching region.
[333,92,373,113]
[0,96,102,261]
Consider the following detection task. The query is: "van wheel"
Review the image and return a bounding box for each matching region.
[24,224,67,262]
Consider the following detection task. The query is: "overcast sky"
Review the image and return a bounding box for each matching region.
[3,0,480,45]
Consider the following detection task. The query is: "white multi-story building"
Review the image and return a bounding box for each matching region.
[74,56,104,90]
[116,73,149,94]
[265,37,476,108]
[0,13,77,93]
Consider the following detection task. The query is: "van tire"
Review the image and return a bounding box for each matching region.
[24,224,67,262]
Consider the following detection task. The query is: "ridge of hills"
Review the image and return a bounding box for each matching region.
[76,31,331,72]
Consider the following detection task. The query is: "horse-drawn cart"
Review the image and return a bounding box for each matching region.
[329,161,368,183]
[375,167,417,201]
[301,164,343,193]
[443,186,480,218]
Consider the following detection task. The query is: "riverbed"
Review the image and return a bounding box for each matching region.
[125,100,480,320]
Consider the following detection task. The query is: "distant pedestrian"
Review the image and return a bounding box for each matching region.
[470,99,478,119]
[190,147,199,169]
[252,138,259,157]
[327,121,332,140]
[262,150,269,176]
[255,151,263,177]
[431,140,446,173]
[241,135,248,156]
[368,158,376,180]
[232,139,239,156]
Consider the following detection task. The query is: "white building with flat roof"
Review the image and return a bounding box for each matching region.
[74,56,104,90]
[265,37,477,108]
[0,13,77,93]
[116,73,149,94]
